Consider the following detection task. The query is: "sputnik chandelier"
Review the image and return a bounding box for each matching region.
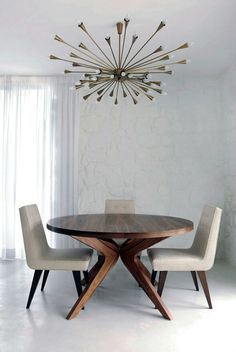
[50,17,189,104]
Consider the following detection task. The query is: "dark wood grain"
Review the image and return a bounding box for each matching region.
[66,237,119,320]
[191,271,199,291]
[158,271,168,297]
[120,237,173,320]
[46,213,193,320]
[197,271,213,309]
[47,214,193,239]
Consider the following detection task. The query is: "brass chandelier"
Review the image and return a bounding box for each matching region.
[50,17,189,104]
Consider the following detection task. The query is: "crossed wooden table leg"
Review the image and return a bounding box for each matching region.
[120,237,172,320]
[66,235,172,320]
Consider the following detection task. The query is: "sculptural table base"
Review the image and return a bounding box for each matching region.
[66,236,172,320]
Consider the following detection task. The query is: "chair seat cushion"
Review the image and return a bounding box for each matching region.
[36,248,93,271]
[147,248,208,271]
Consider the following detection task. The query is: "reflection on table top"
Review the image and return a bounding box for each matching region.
[47,213,193,239]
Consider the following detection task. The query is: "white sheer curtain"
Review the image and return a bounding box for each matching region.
[0,75,80,259]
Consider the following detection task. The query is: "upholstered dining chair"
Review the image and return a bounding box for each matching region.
[147,205,222,309]
[104,199,142,260]
[19,204,93,309]
[105,199,135,246]
[105,199,135,215]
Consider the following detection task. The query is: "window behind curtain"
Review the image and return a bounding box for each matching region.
[0,76,80,259]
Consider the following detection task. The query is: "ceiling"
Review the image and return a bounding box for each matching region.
[0,0,235,76]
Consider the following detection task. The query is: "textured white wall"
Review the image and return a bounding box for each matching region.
[221,65,236,266]
[78,76,225,253]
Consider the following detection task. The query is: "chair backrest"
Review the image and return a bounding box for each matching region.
[191,205,222,269]
[19,204,49,269]
[105,199,135,214]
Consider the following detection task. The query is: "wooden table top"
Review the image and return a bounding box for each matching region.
[47,214,193,239]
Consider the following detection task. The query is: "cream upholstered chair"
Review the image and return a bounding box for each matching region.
[105,199,135,247]
[148,205,222,308]
[104,199,142,259]
[19,204,93,309]
[105,199,135,215]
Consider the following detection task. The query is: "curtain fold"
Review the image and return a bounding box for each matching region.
[0,75,80,259]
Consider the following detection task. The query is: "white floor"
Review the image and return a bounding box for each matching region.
[0,258,235,352]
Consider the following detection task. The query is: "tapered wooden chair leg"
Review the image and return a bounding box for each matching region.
[191,271,199,291]
[83,270,89,285]
[72,271,83,297]
[41,270,49,291]
[158,271,168,297]
[197,271,212,309]
[26,270,43,309]
[151,270,157,285]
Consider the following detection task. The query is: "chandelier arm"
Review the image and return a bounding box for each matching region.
[129,80,162,94]
[120,82,127,98]
[96,73,114,78]
[128,81,154,101]
[126,57,165,70]
[114,81,120,104]
[128,79,149,90]
[126,44,188,70]
[120,24,128,69]
[127,70,173,75]
[97,79,115,96]
[123,22,165,69]
[97,81,116,102]
[126,52,167,70]
[118,35,121,69]
[147,81,162,86]
[121,40,136,68]
[64,70,98,74]
[127,65,167,72]
[74,84,84,89]
[127,72,149,77]
[83,79,113,100]
[122,47,162,71]
[125,81,139,97]
[80,28,116,69]
[116,22,124,70]
[105,80,116,95]
[96,76,114,83]
[56,38,112,70]
[122,82,138,104]
[79,54,112,70]
[106,41,119,68]
[80,79,98,84]
[49,55,79,65]
[109,81,118,97]
[129,59,188,72]
[70,53,114,70]
[128,67,172,74]
[126,57,170,71]
[83,51,112,69]
[155,60,188,66]
[81,77,110,85]
[73,62,110,71]
[54,37,89,57]
[88,78,111,88]
[127,66,166,73]
[79,44,114,69]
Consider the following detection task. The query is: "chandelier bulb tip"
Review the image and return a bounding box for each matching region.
[124,14,130,22]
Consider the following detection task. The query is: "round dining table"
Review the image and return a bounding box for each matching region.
[47,213,193,320]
